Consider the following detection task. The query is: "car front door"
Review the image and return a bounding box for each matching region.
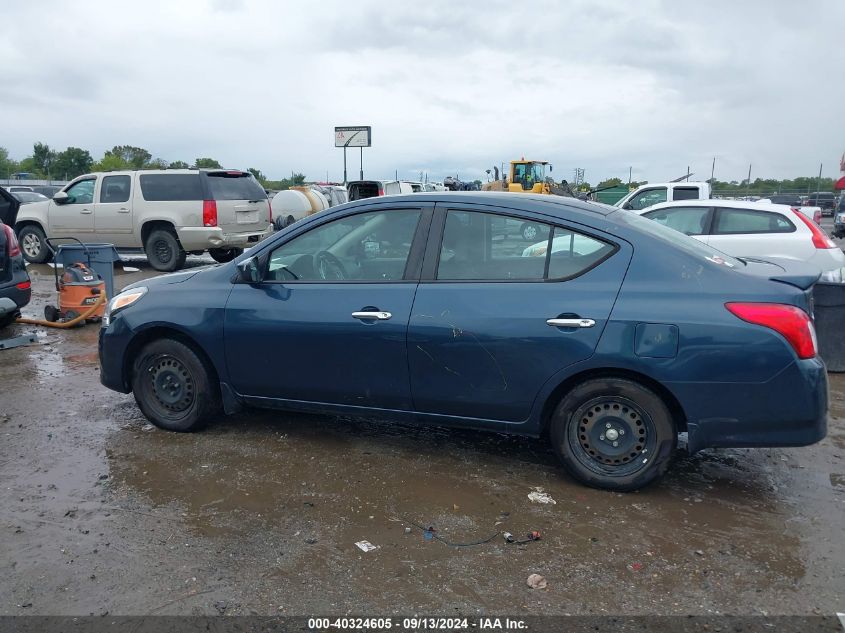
[407,204,631,422]
[49,177,96,236]
[224,204,431,409]
[94,173,134,246]
[625,187,668,211]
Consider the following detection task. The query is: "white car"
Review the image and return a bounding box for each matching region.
[634,199,845,281]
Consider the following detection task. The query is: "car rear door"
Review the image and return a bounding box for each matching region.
[224,203,432,409]
[707,206,808,260]
[203,171,270,235]
[406,203,631,423]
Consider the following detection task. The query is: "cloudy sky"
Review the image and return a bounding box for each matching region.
[2,0,843,184]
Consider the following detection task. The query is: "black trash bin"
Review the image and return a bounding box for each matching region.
[54,243,121,301]
[813,282,845,372]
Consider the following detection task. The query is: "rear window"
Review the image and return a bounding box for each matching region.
[139,174,203,201]
[206,172,267,201]
[348,181,380,201]
[620,210,743,268]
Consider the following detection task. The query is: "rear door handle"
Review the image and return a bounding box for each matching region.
[118,207,130,213]
[352,311,392,321]
[80,208,92,214]
[547,318,595,328]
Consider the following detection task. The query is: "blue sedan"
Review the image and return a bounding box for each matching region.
[98,193,827,491]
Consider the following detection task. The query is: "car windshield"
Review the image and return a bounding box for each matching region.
[615,210,744,268]
[206,172,267,201]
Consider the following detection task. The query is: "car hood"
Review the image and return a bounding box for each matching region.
[737,256,821,291]
[123,265,218,292]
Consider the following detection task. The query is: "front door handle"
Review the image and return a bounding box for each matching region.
[547,318,595,328]
[352,311,392,321]
[80,208,92,215]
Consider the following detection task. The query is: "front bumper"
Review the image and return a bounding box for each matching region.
[176,224,274,251]
[671,358,828,453]
[99,318,132,393]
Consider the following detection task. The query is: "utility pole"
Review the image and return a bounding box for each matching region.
[711,157,715,183]
[686,166,690,182]
[746,164,752,198]
[817,163,823,194]
[628,166,632,185]
[359,147,364,181]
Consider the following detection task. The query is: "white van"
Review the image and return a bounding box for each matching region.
[347,180,415,201]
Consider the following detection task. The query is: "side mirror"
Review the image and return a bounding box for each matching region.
[622,202,633,210]
[53,191,69,204]
[236,257,263,283]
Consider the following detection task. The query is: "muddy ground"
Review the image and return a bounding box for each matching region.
[1,257,843,617]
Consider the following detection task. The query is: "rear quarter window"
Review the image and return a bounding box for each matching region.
[205,173,267,201]
[714,208,795,234]
[139,174,204,201]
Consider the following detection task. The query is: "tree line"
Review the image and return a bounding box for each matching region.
[0,142,306,191]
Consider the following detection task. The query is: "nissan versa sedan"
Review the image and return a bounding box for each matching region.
[99,193,828,491]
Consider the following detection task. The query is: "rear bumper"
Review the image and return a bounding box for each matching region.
[670,358,828,453]
[0,269,32,311]
[176,224,273,251]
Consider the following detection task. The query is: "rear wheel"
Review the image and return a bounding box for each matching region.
[208,247,243,263]
[144,228,186,272]
[549,377,677,491]
[131,338,221,432]
[18,225,50,263]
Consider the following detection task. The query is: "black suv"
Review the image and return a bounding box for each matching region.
[806,191,836,216]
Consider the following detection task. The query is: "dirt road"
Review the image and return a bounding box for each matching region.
[1,259,843,617]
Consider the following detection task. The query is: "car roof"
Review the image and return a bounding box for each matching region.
[345,191,617,218]
[645,199,795,214]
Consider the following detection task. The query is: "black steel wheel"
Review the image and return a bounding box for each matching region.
[549,377,677,491]
[132,338,221,432]
[144,228,187,272]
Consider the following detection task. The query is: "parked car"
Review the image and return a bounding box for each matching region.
[0,218,31,328]
[637,200,845,281]
[5,185,34,193]
[806,192,836,216]
[99,193,827,491]
[11,191,49,204]
[14,169,272,272]
[347,180,414,201]
[30,185,63,199]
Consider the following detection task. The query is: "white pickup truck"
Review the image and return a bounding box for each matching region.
[613,182,711,211]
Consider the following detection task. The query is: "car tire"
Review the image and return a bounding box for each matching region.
[549,377,677,491]
[145,228,186,272]
[18,225,50,263]
[521,222,540,241]
[131,338,222,432]
[208,247,243,263]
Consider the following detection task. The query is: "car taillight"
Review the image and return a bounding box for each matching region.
[792,209,836,248]
[267,199,273,223]
[814,210,822,224]
[202,200,218,227]
[378,188,385,196]
[726,302,817,359]
[3,224,20,257]
[16,280,31,290]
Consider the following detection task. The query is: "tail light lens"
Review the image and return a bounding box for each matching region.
[378,188,385,196]
[792,209,836,248]
[3,224,20,257]
[814,210,822,224]
[202,200,218,227]
[267,199,273,223]
[726,302,817,359]
[16,280,31,290]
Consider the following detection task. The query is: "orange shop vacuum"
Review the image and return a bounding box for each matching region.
[43,238,106,324]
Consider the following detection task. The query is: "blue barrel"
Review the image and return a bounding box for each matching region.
[55,243,121,300]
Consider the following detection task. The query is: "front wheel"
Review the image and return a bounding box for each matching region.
[131,338,222,432]
[209,247,243,263]
[18,225,51,263]
[549,378,677,491]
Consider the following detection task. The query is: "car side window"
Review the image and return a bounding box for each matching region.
[713,208,795,234]
[672,187,699,201]
[643,207,710,235]
[65,179,95,205]
[266,209,421,282]
[628,188,667,210]
[437,210,614,281]
[100,175,131,203]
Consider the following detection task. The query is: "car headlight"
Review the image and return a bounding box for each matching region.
[103,287,147,326]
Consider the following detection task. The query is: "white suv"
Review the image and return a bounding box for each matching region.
[15,169,273,271]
